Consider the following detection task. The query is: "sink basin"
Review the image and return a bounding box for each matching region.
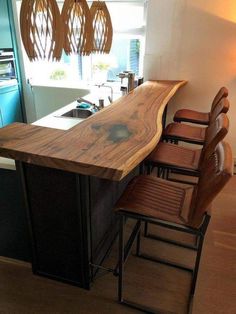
[61,108,94,119]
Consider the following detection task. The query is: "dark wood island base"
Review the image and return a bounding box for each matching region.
[18,162,137,289]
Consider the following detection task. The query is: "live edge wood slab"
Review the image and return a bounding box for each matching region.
[0,80,186,181]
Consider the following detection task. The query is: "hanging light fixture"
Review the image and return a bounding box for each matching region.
[61,0,93,56]
[20,0,64,61]
[90,1,113,54]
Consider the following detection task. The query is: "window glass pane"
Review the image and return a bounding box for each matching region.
[102,36,141,81]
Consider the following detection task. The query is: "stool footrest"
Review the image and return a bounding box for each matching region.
[138,253,194,273]
[145,233,198,250]
[120,299,176,314]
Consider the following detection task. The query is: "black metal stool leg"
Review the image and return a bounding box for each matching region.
[136,233,141,256]
[164,168,167,179]
[166,168,170,180]
[144,221,148,237]
[147,164,152,175]
[118,215,125,303]
[139,162,144,175]
[190,215,210,296]
[191,234,204,296]
[136,226,141,256]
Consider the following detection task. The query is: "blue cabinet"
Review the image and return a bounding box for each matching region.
[0,84,23,126]
[0,115,3,127]
[0,0,13,48]
[0,2,25,124]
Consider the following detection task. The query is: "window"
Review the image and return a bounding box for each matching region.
[16,0,146,85]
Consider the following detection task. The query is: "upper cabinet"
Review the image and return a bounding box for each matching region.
[0,0,13,48]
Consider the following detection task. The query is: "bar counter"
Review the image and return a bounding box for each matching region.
[0,80,186,181]
[0,80,186,289]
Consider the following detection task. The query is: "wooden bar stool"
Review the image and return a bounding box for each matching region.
[173,86,228,125]
[145,113,229,178]
[163,97,229,145]
[115,141,233,313]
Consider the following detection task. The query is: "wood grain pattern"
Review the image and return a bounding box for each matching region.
[0,81,186,180]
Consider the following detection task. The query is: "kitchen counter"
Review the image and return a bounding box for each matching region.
[0,80,186,181]
[32,100,84,130]
[32,87,118,130]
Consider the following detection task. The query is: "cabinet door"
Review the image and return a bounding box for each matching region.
[0,85,23,126]
[0,0,13,48]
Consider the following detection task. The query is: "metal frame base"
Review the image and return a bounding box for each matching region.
[163,134,205,146]
[117,212,211,313]
[145,161,200,180]
[120,299,175,314]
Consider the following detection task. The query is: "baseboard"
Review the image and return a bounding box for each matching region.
[0,256,31,268]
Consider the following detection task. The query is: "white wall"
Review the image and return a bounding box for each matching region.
[144,0,236,157]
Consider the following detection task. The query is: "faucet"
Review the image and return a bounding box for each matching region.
[117,71,135,94]
[95,83,114,104]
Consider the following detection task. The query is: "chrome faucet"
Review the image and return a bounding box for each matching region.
[117,71,135,93]
[95,83,114,104]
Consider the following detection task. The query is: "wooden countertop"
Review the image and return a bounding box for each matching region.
[0,80,186,181]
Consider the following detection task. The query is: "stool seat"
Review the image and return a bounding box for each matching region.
[147,142,202,171]
[167,98,229,145]
[172,87,228,125]
[115,175,195,225]
[147,113,229,178]
[163,122,206,144]
[174,109,209,125]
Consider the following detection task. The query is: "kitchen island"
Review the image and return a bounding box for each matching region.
[0,80,186,288]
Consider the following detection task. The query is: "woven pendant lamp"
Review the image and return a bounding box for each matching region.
[61,0,93,56]
[90,1,113,54]
[20,0,64,61]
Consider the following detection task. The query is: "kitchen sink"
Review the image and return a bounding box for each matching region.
[61,108,94,119]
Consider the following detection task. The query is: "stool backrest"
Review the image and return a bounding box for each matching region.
[201,113,229,163]
[189,141,233,228]
[211,87,228,111]
[210,97,229,123]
